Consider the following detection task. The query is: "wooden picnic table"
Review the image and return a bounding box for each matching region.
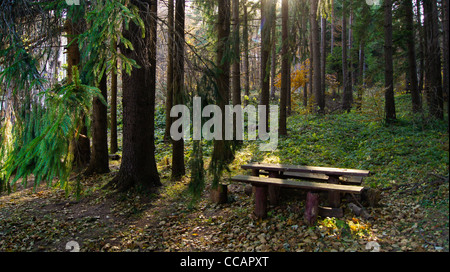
[234,163,370,219]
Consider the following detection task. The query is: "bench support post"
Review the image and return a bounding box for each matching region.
[328,176,341,208]
[268,171,281,205]
[253,185,268,219]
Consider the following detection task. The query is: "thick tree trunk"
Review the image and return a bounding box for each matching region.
[110,0,161,191]
[384,0,396,123]
[172,0,186,180]
[211,0,234,184]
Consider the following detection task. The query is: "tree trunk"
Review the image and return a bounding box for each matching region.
[110,0,161,192]
[405,0,422,113]
[341,0,352,112]
[85,68,109,175]
[260,0,272,126]
[423,0,443,120]
[211,0,234,185]
[110,42,118,154]
[243,1,250,106]
[171,0,186,180]
[442,0,449,121]
[279,0,288,136]
[270,14,277,100]
[384,0,396,123]
[164,0,174,143]
[66,19,90,168]
[232,0,241,107]
[320,15,327,112]
[311,0,322,113]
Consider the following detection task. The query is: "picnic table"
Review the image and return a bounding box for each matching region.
[231,163,370,219]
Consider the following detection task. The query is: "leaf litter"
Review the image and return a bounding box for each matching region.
[0,169,448,252]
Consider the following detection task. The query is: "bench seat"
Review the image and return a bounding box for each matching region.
[231,175,364,194]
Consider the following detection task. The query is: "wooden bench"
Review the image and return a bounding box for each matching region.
[242,163,369,207]
[231,174,364,219]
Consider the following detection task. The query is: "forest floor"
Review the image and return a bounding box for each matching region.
[0,94,449,252]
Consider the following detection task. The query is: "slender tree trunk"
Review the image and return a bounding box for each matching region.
[164,0,174,142]
[279,0,288,136]
[172,0,186,180]
[384,0,396,123]
[442,0,449,120]
[260,0,272,125]
[270,14,277,100]
[320,15,327,111]
[66,19,90,168]
[405,0,421,113]
[243,1,250,106]
[341,0,352,112]
[330,0,335,54]
[417,0,425,94]
[423,0,444,120]
[110,42,118,154]
[232,0,241,106]
[110,0,161,191]
[86,70,109,175]
[311,0,322,113]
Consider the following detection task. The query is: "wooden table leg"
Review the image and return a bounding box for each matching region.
[254,184,268,219]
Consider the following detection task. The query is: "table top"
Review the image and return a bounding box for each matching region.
[241,163,370,177]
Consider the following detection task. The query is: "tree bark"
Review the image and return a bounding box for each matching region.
[260,0,272,126]
[232,0,241,107]
[110,42,118,154]
[341,0,352,112]
[211,0,234,183]
[405,0,422,113]
[66,18,90,168]
[110,0,161,191]
[311,0,322,113]
[320,15,327,112]
[279,0,288,136]
[171,0,186,180]
[384,0,396,123]
[423,0,443,120]
[164,0,174,143]
[442,0,450,120]
[86,68,109,175]
[243,1,250,106]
